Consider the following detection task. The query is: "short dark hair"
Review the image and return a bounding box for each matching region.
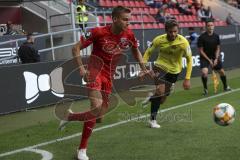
[27,33,33,40]
[165,19,179,30]
[112,6,131,18]
[205,18,214,25]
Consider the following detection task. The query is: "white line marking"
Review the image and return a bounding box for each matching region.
[24,149,53,160]
[0,88,239,158]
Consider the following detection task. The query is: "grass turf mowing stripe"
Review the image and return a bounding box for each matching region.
[0,88,239,158]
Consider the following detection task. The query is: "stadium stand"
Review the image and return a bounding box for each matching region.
[96,0,227,29]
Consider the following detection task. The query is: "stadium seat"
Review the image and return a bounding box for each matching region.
[183,15,189,22]
[173,8,180,15]
[99,0,106,6]
[129,1,135,7]
[144,8,149,13]
[135,1,141,7]
[179,15,184,22]
[128,24,135,29]
[136,15,142,22]
[179,23,185,28]
[133,8,140,14]
[190,15,197,21]
[149,8,157,14]
[112,0,118,7]
[144,23,153,29]
[105,15,112,23]
[98,15,104,23]
[131,15,138,22]
[134,23,142,29]
[149,15,156,22]
[192,22,198,27]
[197,22,204,27]
[167,8,174,15]
[153,23,159,29]
[159,23,164,28]
[139,1,146,7]
[123,0,128,6]
[118,1,124,6]
[143,15,150,22]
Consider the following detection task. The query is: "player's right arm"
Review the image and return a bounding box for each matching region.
[143,38,157,64]
[139,38,158,80]
[72,41,86,76]
[72,28,99,78]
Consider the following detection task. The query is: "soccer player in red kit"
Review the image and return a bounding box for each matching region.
[58,6,149,160]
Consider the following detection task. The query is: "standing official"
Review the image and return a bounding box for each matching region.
[197,19,231,95]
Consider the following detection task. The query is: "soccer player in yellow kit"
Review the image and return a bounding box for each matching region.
[142,19,193,128]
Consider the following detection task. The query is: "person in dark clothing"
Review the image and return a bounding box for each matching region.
[18,33,40,64]
[197,19,231,96]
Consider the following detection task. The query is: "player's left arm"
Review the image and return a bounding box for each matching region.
[183,42,193,90]
[214,35,221,66]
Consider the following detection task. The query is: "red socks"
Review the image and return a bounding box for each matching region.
[68,108,99,121]
[79,119,96,149]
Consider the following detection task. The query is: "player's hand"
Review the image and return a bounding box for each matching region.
[139,70,155,81]
[183,79,191,90]
[213,59,218,66]
[209,60,214,68]
[79,69,91,82]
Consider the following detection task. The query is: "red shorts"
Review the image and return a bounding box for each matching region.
[86,74,112,104]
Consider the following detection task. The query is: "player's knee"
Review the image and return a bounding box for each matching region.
[201,73,208,78]
[201,69,208,77]
[151,94,166,104]
[91,100,103,109]
[219,70,225,76]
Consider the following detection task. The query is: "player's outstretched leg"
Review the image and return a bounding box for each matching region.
[55,99,74,131]
[58,109,73,131]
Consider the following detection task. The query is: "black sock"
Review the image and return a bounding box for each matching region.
[220,75,227,89]
[201,76,208,90]
[150,95,161,120]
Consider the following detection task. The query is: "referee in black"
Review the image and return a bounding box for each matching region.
[197,19,231,95]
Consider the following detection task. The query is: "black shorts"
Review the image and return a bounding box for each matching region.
[152,65,179,96]
[200,57,223,70]
[153,65,179,84]
[153,66,179,96]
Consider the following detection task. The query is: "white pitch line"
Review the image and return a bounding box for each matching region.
[24,149,53,160]
[0,88,239,158]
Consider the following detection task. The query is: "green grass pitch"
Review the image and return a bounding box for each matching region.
[0,69,239,160]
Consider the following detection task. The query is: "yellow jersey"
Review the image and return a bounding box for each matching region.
[143,34,193,79]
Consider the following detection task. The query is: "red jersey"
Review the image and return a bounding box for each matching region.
[80,25,138,78]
